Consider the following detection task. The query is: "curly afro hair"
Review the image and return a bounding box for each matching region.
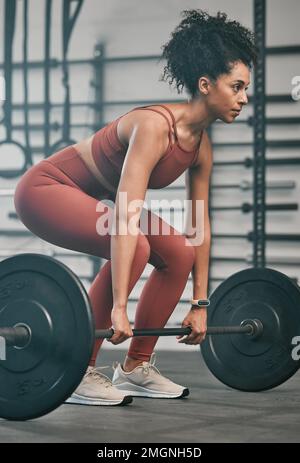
[160,9,258,97]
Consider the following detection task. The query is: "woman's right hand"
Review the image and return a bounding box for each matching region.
[107,306,133,345]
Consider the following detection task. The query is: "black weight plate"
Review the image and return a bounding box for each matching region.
[0,254,94,420]
[201,268,300,391]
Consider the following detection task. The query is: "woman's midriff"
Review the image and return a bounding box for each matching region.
[45,136,117,201]
[73,135,117,195]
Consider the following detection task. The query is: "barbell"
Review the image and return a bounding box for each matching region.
[0,253,299,421]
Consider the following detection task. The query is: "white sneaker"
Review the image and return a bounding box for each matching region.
[112,353,189,399]
[65,366,133,406]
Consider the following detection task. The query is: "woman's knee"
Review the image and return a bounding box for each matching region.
[135,233,151,263]
[177,239,195,269]
[150,236,195,272]
[14,175,33,225]
[13,165,41,222]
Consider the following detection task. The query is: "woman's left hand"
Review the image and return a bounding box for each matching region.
[176,307,207,345]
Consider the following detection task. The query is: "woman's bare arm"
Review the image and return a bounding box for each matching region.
[111,117,167,310]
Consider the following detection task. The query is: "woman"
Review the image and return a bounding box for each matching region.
[14,10,257,406]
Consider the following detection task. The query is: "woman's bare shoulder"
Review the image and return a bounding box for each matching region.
[74,106,170,156]
[117,107,171,147]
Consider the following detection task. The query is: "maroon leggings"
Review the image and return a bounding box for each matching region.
[14,146,195,365]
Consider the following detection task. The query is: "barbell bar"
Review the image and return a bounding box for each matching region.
[0,321,258,349]
[0,253,299,421]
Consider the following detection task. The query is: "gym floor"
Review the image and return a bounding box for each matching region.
[0,350,299,443]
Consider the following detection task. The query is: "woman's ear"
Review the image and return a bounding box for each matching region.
[198,76,210,95]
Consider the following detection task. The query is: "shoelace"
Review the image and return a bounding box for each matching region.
[112,352,161,376]
[141,353,161,376]
[112,361,119,371]
[86,366,112,389]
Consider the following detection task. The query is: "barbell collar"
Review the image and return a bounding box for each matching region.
[241,319,264,339]
[0,325,31,348]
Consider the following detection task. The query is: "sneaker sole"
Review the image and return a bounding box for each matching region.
[65,394,133,406]
[114,383,190,399]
